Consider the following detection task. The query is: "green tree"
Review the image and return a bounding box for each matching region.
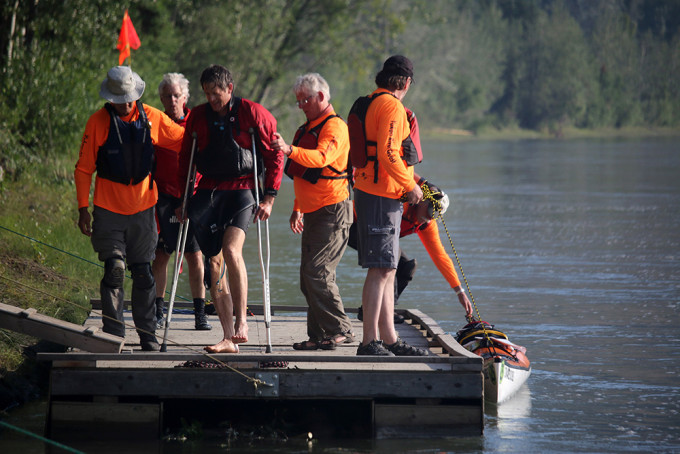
[514,1,593,132]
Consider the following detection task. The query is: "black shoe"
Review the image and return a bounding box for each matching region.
[194,312,212,330]
[141,340,160,351]
[193,299,212,330]
[385,337,429,356]
[357,306,363,321]
[357,340,395,356]
[155,298,165,329]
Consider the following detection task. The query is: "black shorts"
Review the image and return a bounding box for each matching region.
[155,192,201,254]
[188,189,256,258]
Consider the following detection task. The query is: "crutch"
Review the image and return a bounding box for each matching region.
[161,132,198,352]
[250,128,272,353]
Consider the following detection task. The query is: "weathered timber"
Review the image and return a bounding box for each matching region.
[38,302,484,439]
[0,301,123,353]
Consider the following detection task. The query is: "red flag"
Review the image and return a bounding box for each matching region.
[116,10,141,65]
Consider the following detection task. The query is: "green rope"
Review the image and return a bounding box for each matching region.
[0,224,102,269]
[0,223,190,302]
[0,420,85,454]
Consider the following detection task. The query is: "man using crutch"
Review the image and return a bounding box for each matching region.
[177,64,283,353]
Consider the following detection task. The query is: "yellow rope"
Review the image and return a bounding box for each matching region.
[420,182,498,354]
[420,182,482,320]
[0,274,269,389]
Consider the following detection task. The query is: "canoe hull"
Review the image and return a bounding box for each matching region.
[456,321,531,404]
[480,351,531,404]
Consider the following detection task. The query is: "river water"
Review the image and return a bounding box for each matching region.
[1,137,679,453]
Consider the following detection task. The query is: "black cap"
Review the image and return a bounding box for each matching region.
[381,55,414,78]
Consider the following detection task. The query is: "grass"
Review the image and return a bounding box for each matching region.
[0,158,100,375]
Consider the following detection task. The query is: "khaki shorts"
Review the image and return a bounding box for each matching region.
[354,189,402,269]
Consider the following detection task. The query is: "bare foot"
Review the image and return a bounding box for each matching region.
[204,339,239,353]
[232,321,249,344]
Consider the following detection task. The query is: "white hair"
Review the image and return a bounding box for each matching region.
[294,73,330,100]
[158,72,190,100]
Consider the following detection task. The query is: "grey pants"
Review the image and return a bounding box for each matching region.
[300,199,353,341]
[91,206,158,341]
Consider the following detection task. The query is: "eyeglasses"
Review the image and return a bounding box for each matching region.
[296,95,314,107]
[161,93,184,100]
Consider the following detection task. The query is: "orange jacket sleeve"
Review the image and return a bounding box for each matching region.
[288,110,349,213]
[74,104,183,214]
[416,220,462,288]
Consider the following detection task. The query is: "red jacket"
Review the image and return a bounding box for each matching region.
[178,100,283,195]
[400,204,462,289]
[155,107,189,198]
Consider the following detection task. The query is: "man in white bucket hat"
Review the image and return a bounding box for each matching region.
[75,66,185,351]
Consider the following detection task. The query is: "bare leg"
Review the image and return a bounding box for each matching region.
[151,249,171,298]
[222,226,249,344]
[204,253,238,353]
[360,267,398,346]
[184,250,205,299]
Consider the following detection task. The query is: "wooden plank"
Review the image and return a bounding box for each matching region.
[406,309,447,337]
[38,351,481,366]
[0,302,123,353]
[48,401,160,440]
[48,369,483,400]
[51,401,159,424]
[436,333,480,359]
[374,403,483,438]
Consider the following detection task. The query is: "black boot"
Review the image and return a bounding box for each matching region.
[194,298,212,330]
[155,297,165,329]
[395,257,417,301]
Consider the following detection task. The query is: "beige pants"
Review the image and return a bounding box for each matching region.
[300,199,353,341]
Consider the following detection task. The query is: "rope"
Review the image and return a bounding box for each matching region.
[421,183,498,353]
[0,275,269,390]
[0,224,103,270]
[0,223,190,302]
[0,420,85,453]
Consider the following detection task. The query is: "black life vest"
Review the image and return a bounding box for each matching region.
[283,114,349,184]
[347,92,423,183]
[96,101,155,187]
[195,97,255,180]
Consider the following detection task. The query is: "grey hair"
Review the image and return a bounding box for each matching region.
[158,72,190,100]
[294,73,330,100]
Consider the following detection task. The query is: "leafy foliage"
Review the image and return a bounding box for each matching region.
[0,0,677,177]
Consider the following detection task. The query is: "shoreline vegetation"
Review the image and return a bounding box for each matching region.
[1,126,679,412]
[428,125,680,141]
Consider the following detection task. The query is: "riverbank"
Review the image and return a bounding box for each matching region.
[427,125,680,141]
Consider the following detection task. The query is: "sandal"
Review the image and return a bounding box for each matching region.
[319,331,355,350]
[318,337,337,350]
[331,331,355,344]
[293,339,319,350]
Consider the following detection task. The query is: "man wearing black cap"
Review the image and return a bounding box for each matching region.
[353,55,427,356]
[75,66,185,351]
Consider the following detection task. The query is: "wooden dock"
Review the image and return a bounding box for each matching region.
[34,302,484,440]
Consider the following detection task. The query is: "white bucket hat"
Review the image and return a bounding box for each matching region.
[100,66,145,103]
